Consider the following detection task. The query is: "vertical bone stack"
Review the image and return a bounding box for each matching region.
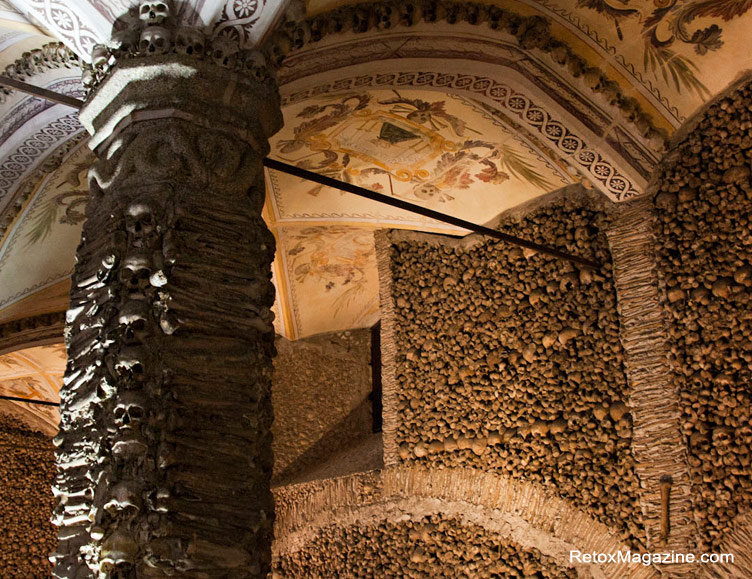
[52,3,283,577]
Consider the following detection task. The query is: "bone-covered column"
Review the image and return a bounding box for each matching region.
[51,10,282,578]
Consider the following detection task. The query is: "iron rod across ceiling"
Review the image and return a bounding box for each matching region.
[0,394,60,407]
[264,158,600,269]
[0,75,85,109]
[0,78,600,269]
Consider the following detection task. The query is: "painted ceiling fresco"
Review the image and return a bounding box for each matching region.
[0,0,752,342]
[0,342,63,430]
[267,89,573,226]
[265,88,574,337]
[306,0,752,128]
[0,139,88,311]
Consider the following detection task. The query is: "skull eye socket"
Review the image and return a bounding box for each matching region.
[140,5,150,14]
[129,408,144,421]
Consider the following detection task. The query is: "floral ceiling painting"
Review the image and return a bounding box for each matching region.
[558,0,752,123]
[265,89,573,228]
[275,225,380,338]
[304,0,752,128]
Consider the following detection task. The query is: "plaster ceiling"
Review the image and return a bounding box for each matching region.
[306,0,752,128]
[0,0,750,345]
[0,342,62,430]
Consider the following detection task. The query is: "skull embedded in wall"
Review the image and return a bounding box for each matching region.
[113,345,149,382]
[104,480,143,517]
[99,530,138,576]
[113,391,146,432]
[140,26,172,55]
[139,0,170,24]
[265,31,292,67]
[174,28,205,57]
[288,22,311,49]
[118,300,151,343]
[211,37,239,67]
[125,202,159,248]
[119,252,153,296]
[375,4,397,30]
[241,50,267,82]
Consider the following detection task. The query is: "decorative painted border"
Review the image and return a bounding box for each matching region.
[0,112,84,224]
[7,0,103,59]
[273,466,660,579]
[522,0,682,125]
[282,71,640,201]
[284,2,668,152]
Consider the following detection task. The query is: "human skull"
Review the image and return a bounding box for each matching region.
[119,252,153,295]
[174,28,205,57]
[375,4,397,30]
[265,31,292,67]
[113,346,148,382]
[241,50,267,82]
[211,37,239,67]
[290,21,311,49]
[139,1,170,24]
[352,7,371,33]
[125,202,159,248]
[113,391,146,432]
[99,530,138,575]
[118,300,151,343]
[139,26,172,55]
[399,2,422,26]
[104,481,143,517]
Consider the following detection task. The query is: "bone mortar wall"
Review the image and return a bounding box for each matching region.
[652,79,752,552]
[271,329,373,484]
[272,514,579,578]
[0,413,56,578]
[377,189,646,546]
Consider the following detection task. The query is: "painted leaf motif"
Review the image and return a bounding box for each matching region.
[684,0,752,21]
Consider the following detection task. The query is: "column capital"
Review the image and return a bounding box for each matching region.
[81,2,281,153]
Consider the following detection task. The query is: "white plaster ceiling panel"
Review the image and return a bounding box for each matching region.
[0,342,63,429]
[0,140,90,309]
[274,224,379,339]
[266,88,574,228]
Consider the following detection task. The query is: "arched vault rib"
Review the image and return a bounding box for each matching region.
[273,466,661,579]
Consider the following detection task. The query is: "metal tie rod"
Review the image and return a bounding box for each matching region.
[0,394,60,407]
[0,75,84,109]
[263,158,600,269]
[0,79,599,269]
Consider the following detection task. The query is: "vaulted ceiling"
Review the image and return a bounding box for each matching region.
[1,0,752,409]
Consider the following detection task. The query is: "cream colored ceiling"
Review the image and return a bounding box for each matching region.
[306,0,752,128]
[1,0,752,343]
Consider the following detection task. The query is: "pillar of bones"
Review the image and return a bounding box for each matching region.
[52,3,283,577]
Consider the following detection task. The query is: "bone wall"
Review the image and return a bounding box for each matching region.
[272,514,578,578]
[272,330,373,484]
[377,192,646,546]
[652,80,752,551]
[0,414,56,578]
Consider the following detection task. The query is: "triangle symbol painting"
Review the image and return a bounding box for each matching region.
[379,122,420,144]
